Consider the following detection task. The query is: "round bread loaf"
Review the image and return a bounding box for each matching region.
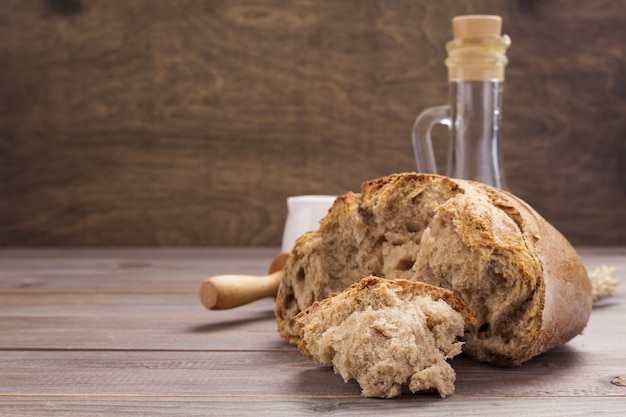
[295,276,476,398]
[275,173,592,366]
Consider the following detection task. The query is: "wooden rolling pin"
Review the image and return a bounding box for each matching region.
[199,252,289,310]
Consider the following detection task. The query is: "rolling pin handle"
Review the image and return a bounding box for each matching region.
[199,270,283,310]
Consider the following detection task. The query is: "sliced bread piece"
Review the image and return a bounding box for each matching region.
[295,276,476,398]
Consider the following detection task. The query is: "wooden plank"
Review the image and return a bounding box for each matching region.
[0,294,283,351]
[0,248,623,415]
[0,397,625,417]
[0,1,625,247]
[0,247,279,291]
[0,313,285,351]
[577,247,626,270]
[0,271,623,352]
[0,350,624,399]
[0,247,621,293]
[0,247,279,263]
[0,290,623,352]
[0,248,623,351]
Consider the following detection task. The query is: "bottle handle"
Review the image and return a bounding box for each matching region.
[411,105,451,174]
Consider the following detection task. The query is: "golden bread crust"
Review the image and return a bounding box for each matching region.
[275,173,592,366]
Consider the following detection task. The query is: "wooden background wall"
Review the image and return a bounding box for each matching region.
[1,0,624,247]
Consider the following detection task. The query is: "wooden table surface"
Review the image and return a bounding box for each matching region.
[0,247,624,416]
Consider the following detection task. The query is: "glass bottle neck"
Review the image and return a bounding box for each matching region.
[447,80,506,189]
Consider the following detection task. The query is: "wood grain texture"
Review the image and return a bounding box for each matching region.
[0,247,624,416]
[0,247,278,291]
[0,0,624,246]
[1,398,626,417]
[0,349,623,398]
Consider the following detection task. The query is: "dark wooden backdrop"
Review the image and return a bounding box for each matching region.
[1,0,624,247]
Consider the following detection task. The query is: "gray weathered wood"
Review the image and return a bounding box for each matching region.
[0,248,624,415]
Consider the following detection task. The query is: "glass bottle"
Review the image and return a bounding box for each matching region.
[412,15,511,189]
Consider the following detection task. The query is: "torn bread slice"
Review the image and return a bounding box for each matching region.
[294,276,476,398]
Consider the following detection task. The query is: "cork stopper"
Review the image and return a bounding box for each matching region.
[446,15,510,81]
[453,15,502,39]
